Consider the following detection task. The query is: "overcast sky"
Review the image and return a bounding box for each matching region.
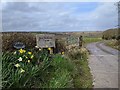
[2,2,118,32]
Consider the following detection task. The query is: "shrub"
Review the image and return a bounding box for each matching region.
[2,32,36,52]
[111,36,116,39]
[55,39,67,53]
[116,35,120,40]
[67,48,87,60]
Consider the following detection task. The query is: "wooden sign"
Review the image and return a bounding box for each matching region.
[36,34,55,48]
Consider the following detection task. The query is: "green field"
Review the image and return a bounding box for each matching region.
[84,37,102,44]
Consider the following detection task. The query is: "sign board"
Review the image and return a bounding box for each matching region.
[36,34,55,48]
[66,36,79,46]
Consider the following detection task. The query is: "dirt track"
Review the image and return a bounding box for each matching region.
[86,42,119,88]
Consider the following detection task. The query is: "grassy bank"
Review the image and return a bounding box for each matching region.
[2,47,93,88]
[67,48,93,88]
[2,49,74,88]
[104,40,120,51]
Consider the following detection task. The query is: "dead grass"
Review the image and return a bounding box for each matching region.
[105,40,120,51]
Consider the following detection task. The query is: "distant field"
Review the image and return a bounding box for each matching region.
[84,37,102,44]
[72,31,103,38]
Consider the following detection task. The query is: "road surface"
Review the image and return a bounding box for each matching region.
[86,42,119,88]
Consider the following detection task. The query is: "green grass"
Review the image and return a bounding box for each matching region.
[73,59,93,88]
[45,54,76,88]
[2,49,76,88]
[84,37,102,44]
[67,48,93,88]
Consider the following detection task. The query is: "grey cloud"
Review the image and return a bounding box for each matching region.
[2,2,118,32]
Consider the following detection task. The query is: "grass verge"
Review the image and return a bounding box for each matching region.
[104,40,120,51]
[2,47,93,88]
[67,48,93,88]
[2,49,76,88]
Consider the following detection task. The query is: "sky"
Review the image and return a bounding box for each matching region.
[1,2,118,32]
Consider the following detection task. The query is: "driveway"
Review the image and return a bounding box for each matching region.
[86,42,119,88]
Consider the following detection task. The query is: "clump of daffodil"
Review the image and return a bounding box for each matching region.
[19,49,26,54]
[61,51,64,55]
[18,57,22,62]
[28,60,30,63]
[20,68,25,73]
[31,55,34,59]
[28,52,32,55]
[14,63,20,68]
[48,47,51,50]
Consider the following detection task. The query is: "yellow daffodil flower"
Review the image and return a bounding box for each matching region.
[28,60,30,63]
[48,47,51,50]
[19,49,26,54]
[14,64,20,68]
[28,52,32,55]
[31,55,34,59]
[61,52,64,55]
[20,68,25,73]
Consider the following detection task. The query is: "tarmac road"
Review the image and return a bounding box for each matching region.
[86,42,119,88]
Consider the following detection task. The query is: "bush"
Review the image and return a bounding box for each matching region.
[116,35,120,40]
[111,36,116,39]
[2,32,36,52]
[67,48,87,60]
[55,39,67,53]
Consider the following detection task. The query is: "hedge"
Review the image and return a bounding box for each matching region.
[2,32,36,52]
